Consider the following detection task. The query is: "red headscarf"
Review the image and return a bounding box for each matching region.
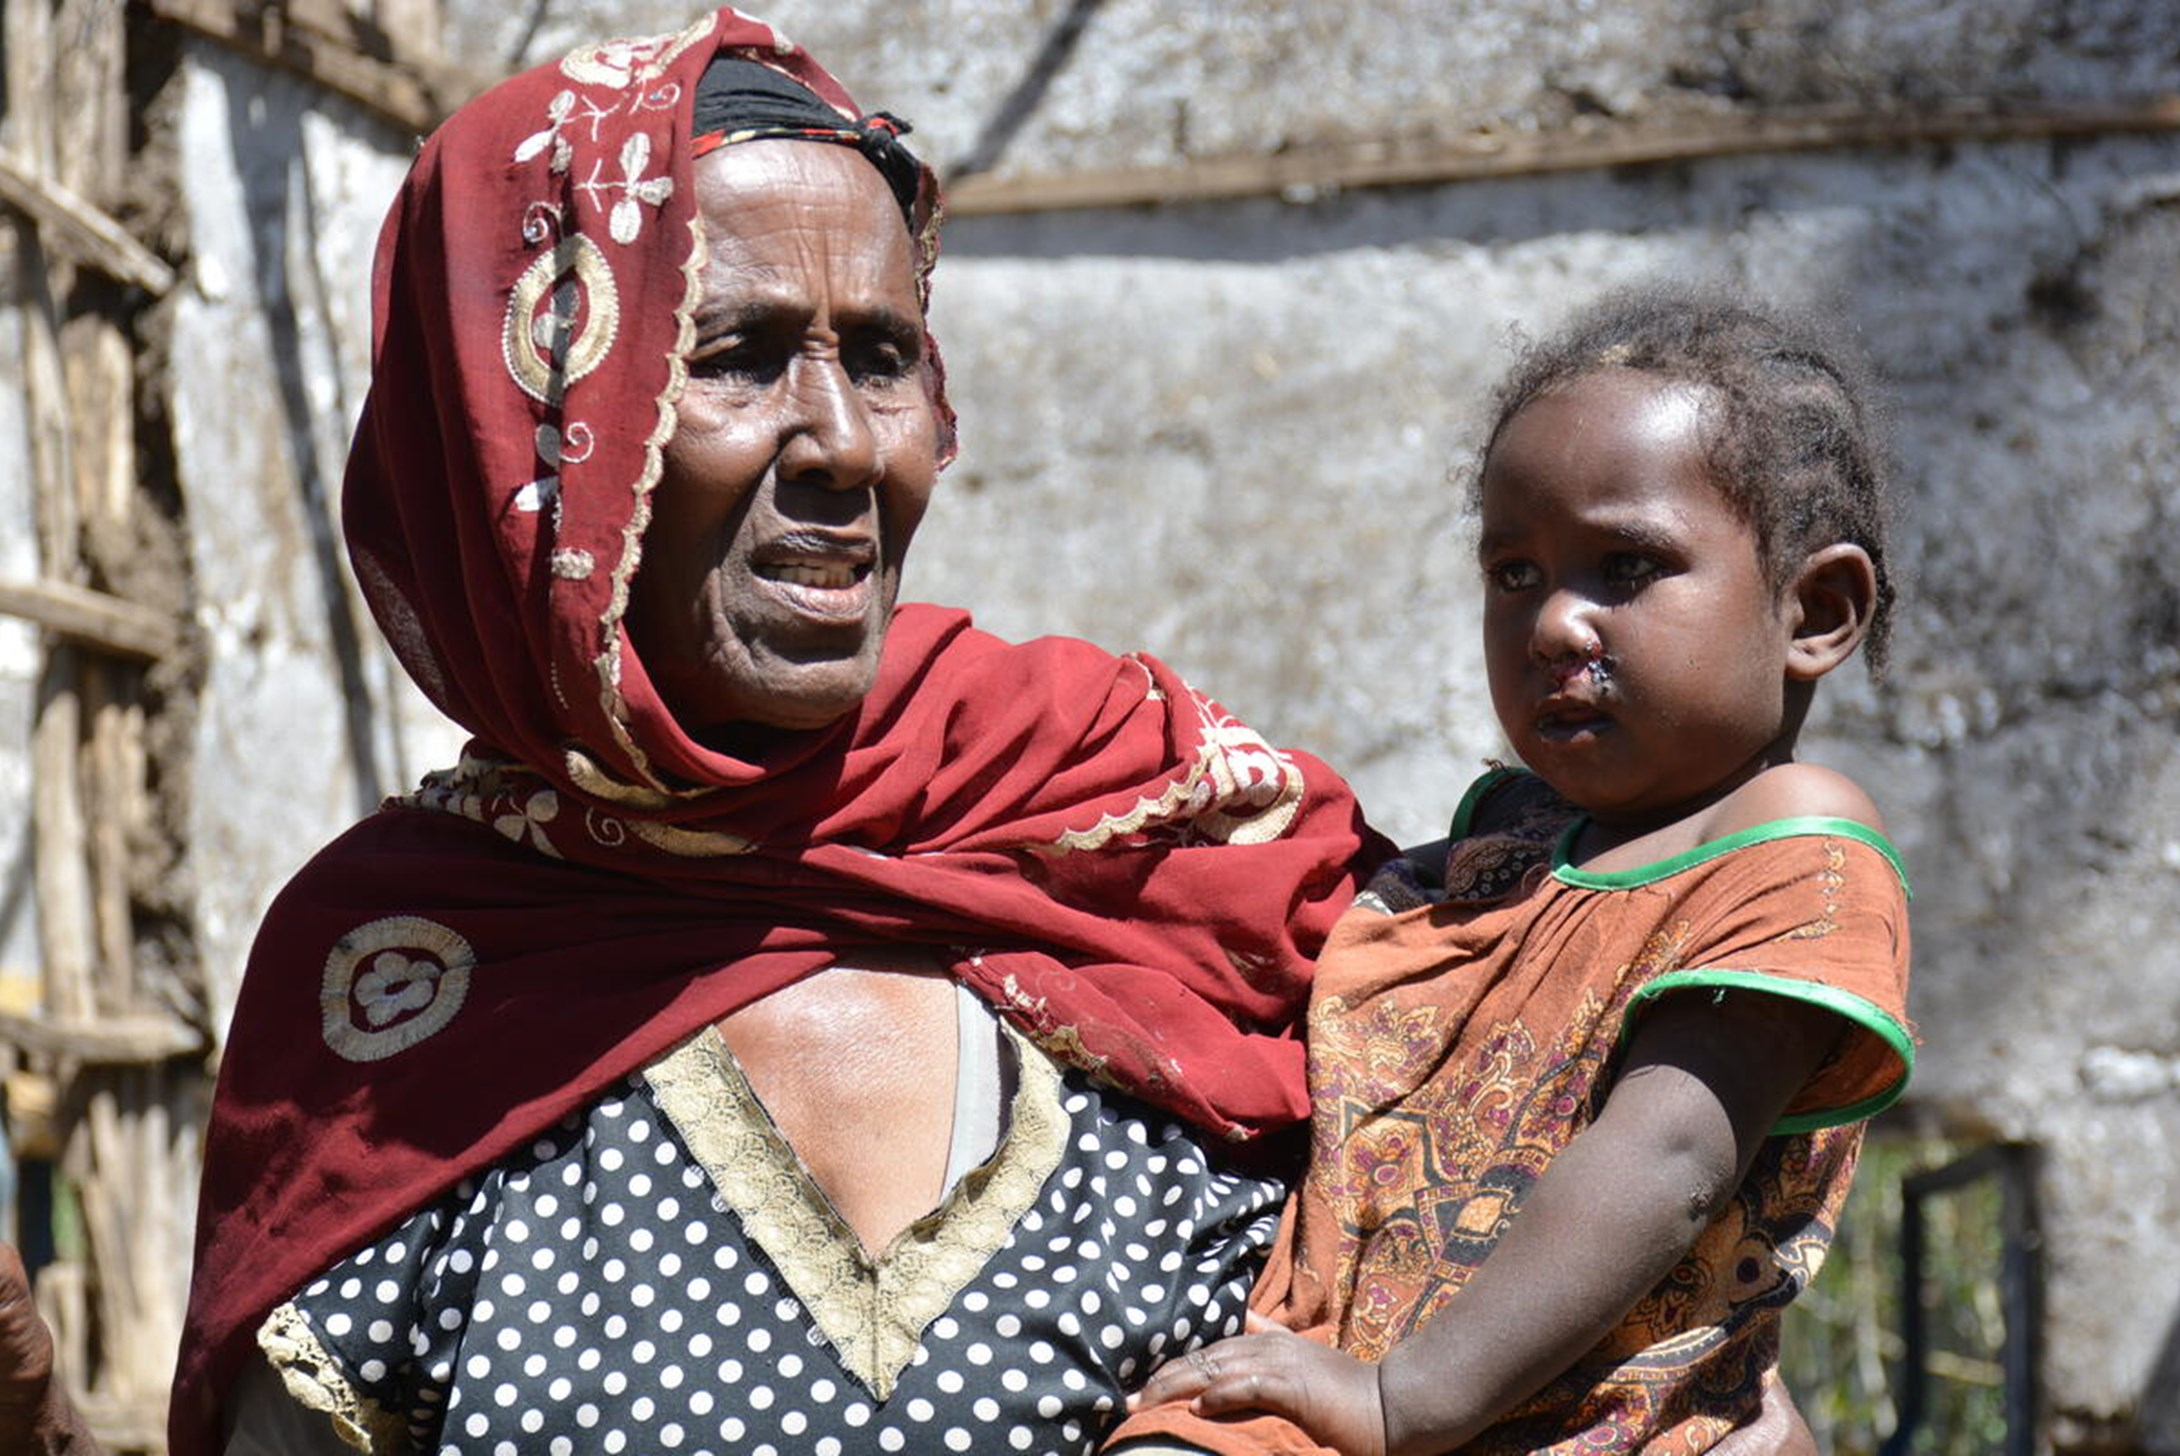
[173,9,1382,1452]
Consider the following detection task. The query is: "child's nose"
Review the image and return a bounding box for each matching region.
[1530,590,1603,669]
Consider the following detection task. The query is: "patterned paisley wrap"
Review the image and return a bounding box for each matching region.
[1115,769,1913,1454]
[171,10,1384,1452]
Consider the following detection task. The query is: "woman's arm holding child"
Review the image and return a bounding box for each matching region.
[1129,989,1843,1456]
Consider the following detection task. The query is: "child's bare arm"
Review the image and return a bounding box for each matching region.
[1129,988,1842,1456]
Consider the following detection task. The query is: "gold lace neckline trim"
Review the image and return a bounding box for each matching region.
[645,1018,1067,1399]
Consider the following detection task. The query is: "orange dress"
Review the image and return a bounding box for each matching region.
[1116,769,1914,1454]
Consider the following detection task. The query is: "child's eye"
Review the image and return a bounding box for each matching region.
[1484,560,1540,592]
[1602,553,1664,587]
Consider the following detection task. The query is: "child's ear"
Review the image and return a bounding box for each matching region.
[1784,543,1877,681]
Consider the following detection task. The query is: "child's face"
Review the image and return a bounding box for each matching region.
[1477,368,1799,829]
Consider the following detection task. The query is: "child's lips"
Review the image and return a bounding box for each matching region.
[1534,696,1612,741]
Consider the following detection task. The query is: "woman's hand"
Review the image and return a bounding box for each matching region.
[1126,1313,1389,1456]
[0,1244,101,1456]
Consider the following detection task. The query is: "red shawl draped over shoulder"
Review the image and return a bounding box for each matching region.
[171,10,1382,1453]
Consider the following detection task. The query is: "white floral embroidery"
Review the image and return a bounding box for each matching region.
[557,17,713,90]
[521,201,564,247]
[574,132,676,245]
[512,476,558,514]
[321,917,474,1062]
[513,89,579,171]
[513,423,593,516]
[492,789,563,856]
[567,90,625,145]
[355,952,439,1026]
[633,81,684,118]
[555,421,596,464]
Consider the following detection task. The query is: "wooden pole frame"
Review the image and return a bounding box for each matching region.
[943,95,2180,215]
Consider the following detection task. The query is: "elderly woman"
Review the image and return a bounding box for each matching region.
[3,9,1377,1455]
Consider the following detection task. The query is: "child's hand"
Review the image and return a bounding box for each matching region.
[1126,1313,1388,1456]
[0,1244,103,1456]
[0,1245,57,1423]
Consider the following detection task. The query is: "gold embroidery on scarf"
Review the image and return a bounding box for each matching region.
[627,819,757,856]
[586,143,708,797]
[503,235,619,405]
[557,16,715,88]
[994,973,1113,1082]
[1038,700,1305,856]
[645,1020,1067,1399]
[320,918,474,1063]
[560,747,708,807]
[257,1301,412,1453]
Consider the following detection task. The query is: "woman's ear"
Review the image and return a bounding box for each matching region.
[1784,543,1877,681]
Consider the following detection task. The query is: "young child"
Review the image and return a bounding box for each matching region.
[1113,284,1914,1456]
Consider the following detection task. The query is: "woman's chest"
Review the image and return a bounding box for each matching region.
[285,1039,1287,1455]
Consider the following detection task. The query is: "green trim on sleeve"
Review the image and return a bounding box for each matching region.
[1554,816,1912,899]
[1448,765,1524,840]
[1623,968,1916,1134]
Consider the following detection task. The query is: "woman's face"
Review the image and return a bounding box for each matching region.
[628,140,942,732]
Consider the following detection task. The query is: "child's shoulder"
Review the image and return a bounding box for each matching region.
[1703,761,1885,841]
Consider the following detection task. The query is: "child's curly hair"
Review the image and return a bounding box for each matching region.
[1474,282,1898,674]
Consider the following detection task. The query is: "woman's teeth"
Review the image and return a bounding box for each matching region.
[771,563,857,589]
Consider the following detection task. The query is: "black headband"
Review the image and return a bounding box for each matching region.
[690,55,925,228]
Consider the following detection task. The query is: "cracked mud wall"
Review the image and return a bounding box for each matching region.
[97,0,2180,1446]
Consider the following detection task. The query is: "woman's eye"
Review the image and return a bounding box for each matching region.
[847,339,916,383]
[689,349,749,381]
[689,340,782,384]
[1484,561,1539,592]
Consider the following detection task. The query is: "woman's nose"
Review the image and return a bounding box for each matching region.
[779,352,881,489]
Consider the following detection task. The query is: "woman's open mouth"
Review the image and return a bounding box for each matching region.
[756,553,876,620]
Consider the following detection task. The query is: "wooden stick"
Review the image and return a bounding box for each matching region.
[12,195,102,1027]
[0,153,176,296]
[0,1010,200,1064]
[945,95,2180,215]
[15,230,79,591]
[84,666,139,1004]
[147,0,488,136]
[67,1394,169,1453]
[0,577,181,662]
[62,314,139,526]
[29,654,97,1023]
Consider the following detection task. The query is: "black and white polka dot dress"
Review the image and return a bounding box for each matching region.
[266,1023,1285,1454]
